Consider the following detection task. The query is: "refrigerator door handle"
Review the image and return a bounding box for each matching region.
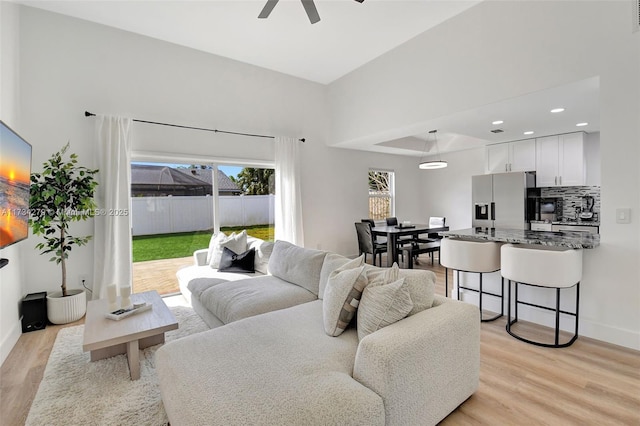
[491,202,496,221]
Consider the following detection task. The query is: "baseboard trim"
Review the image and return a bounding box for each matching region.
[0,317,22,367]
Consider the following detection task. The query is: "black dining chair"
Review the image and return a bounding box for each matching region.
[355,222,387,266]
[385,216,416,254]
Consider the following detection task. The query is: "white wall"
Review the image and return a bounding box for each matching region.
[0,2,27,366]
[17,7,423,300]
[328,1,640,349]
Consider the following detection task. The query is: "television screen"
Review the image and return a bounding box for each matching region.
[0,121,32,249]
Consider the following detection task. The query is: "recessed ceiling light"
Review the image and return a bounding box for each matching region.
[550,108,565,113]
[576,122,588,127]
[492,120,504,125]
[524,131,534,135]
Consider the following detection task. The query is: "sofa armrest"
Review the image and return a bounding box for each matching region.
[193,249,209,266]
[353,296,480,426]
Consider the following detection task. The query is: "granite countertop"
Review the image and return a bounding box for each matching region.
[531,220,601,227]
[439,228,600,249]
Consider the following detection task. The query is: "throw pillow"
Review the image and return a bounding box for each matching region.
[218,247,256,273]
[365,262,400,288]
[248,239,274,275]
[209,230,248,269]
[206,232,227,264]
[322,255,367,337]
[357,278,413,340]
[397,269,437,316]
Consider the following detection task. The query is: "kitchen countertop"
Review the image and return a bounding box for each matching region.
[439,228,600,249]
[531,220,600,227]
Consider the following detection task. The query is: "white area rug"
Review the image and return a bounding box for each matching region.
[26,304,209,426]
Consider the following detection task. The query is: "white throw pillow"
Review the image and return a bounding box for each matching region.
[248,239,274,275]
[322,255,367,337]
[206,232,227,265]
[357,278,413,341]
[365,263,400,287]
[209,230,248,269]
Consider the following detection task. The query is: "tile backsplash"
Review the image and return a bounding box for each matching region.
[540,186,601,220]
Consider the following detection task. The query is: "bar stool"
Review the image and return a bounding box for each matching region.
[440,238,504,322]
[501,244,582,348]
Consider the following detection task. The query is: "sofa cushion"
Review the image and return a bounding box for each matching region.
[248,238,274,275]
[156,300,385,426]
[219,247,255,273]
[357,278,413,340]
[268,240,327,296]
[318,253,352,300]
[200,275,317,324]
[187,277,230,300]
[209,231,248,268]
[323,255,367,337]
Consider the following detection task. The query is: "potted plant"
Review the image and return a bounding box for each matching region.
[29,142,98,324]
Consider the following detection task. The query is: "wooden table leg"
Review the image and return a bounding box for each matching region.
[126,340,140,380]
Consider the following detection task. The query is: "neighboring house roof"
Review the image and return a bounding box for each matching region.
[176,168,241,195]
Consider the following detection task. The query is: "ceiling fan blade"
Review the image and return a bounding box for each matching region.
[301,0,320,24]
[354,0,364,3]
[258,0,280,19]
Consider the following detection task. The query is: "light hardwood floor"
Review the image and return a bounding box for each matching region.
[1,254,638,426]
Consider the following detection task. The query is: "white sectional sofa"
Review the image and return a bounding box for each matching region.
[159,237,480,425]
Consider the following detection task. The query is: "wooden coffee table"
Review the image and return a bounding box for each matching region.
[82,290,178,380]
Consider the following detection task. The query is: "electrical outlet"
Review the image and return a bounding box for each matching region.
[616,208,631,224]
[79,274,89,289]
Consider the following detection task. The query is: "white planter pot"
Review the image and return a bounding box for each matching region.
[47,289,87,324]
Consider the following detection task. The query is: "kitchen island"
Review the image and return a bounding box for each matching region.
[439,227,599,249]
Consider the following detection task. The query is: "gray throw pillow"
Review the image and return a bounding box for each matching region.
[357,278,413,340]
[322,255,367,337]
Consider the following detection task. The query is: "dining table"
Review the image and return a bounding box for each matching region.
[371,224,450,267]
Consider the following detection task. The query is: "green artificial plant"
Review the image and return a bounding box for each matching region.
[29,142,99,296]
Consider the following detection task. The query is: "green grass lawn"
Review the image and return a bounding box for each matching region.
[132,225,274,262]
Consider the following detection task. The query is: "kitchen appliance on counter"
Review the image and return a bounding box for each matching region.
[537,197,562,222]
[472,172,536,230]
[579,195,595,220]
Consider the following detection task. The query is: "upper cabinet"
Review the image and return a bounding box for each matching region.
[535,132,585,187]
[486,139,536,173]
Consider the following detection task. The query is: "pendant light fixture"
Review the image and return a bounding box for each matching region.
[419,129,447,169]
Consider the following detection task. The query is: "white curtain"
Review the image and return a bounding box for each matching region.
[274,136,304,246]
[93,116,132,299]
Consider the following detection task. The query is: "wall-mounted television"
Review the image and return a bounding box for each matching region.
[0,120,32,250]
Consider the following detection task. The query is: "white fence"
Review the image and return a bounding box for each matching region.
[131,195,274,236]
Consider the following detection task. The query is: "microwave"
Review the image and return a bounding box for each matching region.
[537,198,562,222]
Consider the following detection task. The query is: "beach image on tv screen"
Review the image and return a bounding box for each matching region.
[0,123,32,248]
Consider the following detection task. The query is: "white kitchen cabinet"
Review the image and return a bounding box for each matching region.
[551,224,598,234]
[486,139,536,173]
[535,132,585,187]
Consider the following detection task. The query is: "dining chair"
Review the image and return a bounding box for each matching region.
[385,217,416,249]
[413,216,446,265]
[361,219,387,244]
[355,222,387,267]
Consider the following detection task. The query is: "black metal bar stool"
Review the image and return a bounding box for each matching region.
[501,243,583,348]
[440,238,504,322]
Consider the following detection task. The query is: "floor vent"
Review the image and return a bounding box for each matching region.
[491,129,504,134]
[634,0,640,33]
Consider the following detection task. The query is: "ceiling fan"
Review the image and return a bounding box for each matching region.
[258,0,364,25]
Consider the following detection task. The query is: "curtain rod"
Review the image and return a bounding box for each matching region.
[84,111,305,142]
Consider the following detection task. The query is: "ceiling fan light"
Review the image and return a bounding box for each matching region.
[419,160,448,169]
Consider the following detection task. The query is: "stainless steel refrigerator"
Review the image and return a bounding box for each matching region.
[472,172,536,229]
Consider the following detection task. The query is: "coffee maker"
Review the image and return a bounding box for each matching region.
[579,195,595,220]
